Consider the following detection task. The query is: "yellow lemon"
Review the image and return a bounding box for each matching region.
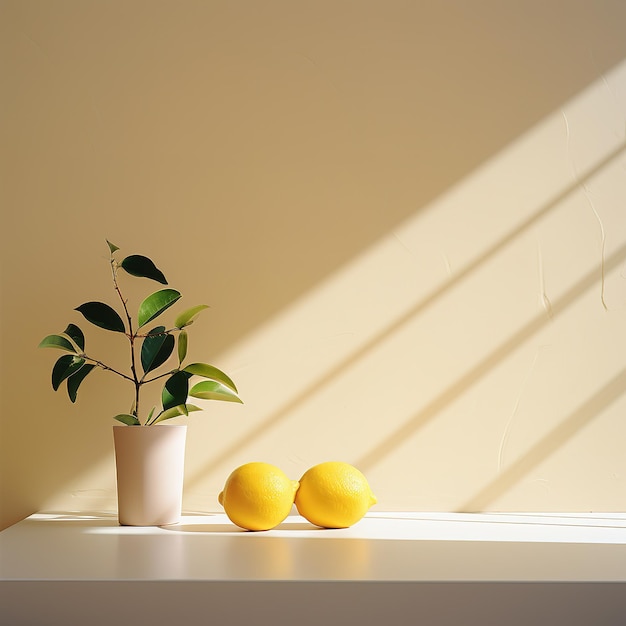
[295,461,377,528]
[218,462,299,531]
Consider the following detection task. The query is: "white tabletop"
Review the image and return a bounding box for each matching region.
[2,511,626,582]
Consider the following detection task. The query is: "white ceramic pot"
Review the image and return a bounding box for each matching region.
[113,424,187,526]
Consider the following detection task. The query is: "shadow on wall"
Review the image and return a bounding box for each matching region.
[188,4,626,360]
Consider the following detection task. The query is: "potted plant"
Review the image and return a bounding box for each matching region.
[39,240,243,525]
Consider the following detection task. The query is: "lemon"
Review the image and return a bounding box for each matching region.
[295,461,377,528]
[218,462,299,531]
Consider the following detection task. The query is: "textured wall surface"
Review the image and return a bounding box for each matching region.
[1,0,625,529]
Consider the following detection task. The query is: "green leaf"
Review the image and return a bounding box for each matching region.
[174,304,209,329]
[141,326,175,374]
[52,355,85,391]
[183,362,238,392]
[177,330,188,365]
[189,380,243,403]
[63,324,85,351]
[120,255,168,285]
[152,404,202,424]
[67,363,96,402]
[137,289,182,328]
[106,240,120,254]
[75,302,125,333]
[39,334,76,352]
[113,414,141,426]
[162,370,190,411]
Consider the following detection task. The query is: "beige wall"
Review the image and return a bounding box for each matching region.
[2,0,626,529]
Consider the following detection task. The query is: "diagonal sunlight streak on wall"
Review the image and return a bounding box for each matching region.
[354,242,626,472]
[184,59,626,512]
[460,366,626,512]
[185,141,625,487]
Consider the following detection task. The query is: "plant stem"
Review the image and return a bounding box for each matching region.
[110,257,142,423]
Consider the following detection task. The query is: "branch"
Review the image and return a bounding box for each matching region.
[135,327,182,339]
[142,369,178,385]
[83,355,134,383]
